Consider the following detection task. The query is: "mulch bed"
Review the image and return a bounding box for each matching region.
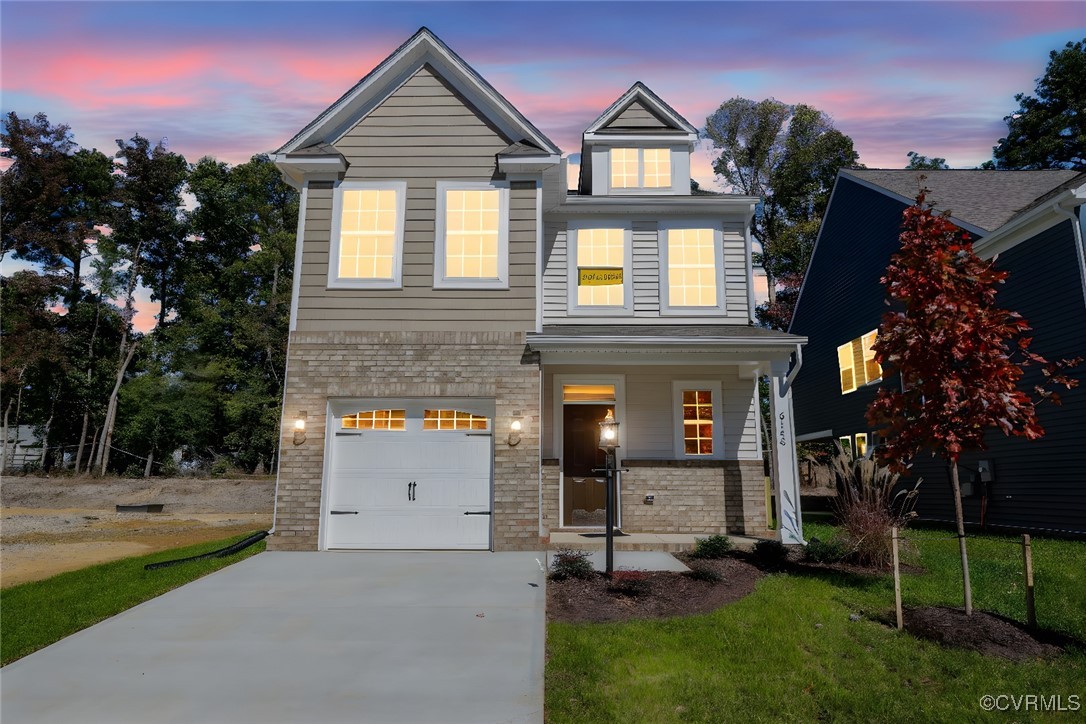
[902,606,1067,661]
[547,557,763,623]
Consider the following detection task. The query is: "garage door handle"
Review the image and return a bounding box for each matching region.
[465,433,492,437]
[464,511,492,516]
[330,510,358,515]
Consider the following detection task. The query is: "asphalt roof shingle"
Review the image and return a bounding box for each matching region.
[843,169,1081,232]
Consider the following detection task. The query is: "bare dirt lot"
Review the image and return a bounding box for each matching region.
[1,476,275,587]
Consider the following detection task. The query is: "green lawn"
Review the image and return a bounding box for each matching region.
[1,533,265,666]
[546,527,1086,723]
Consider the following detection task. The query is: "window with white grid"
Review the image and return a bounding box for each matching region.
[610,148,639,189]
[341,409,406,431]
[643,148,671,188]
[667,228,717,306]
[329,181,405,289]
[444,189,500,279]
[609,147,671,190]
[576,228,625,306]
[338,189,397,280]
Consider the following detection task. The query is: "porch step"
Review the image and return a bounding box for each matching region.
[547,531,767,553]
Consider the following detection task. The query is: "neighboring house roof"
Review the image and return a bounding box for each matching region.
[842,169,1080,233]
[276,27,560,157]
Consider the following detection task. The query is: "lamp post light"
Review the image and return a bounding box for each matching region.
[597,409,619,575]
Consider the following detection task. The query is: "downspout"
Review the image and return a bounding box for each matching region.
[783,343,804,393]
[1052,200,1086,310]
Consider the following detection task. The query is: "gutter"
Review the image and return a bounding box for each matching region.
[527,334,806,346]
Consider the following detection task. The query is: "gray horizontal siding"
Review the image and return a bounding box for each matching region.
[604,100,670,130]
[295,65,536,333]
[542,365,759,460]
[541,221,751,324]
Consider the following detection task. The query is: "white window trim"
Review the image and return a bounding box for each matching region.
[327,180,407,290]
[566,220,634,316]
[595,144,688,195]
[658,220,726,316]
[434,180,510,290]
[671,380,724,459]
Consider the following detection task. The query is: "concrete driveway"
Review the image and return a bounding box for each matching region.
[1,551,546,724]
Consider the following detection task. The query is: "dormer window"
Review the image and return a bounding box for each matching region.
[609,148,671,190]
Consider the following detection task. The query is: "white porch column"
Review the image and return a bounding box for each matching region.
[769,360,804,545]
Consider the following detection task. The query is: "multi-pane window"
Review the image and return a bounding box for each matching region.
[576,228,625,306]
[444,189,500,279]
[610,148,639,189]
[337,188,398,280]
[609,148,671,189]
[681,390,714,455]
[838,330,882,394]
[342,409,406,431]
[666,228,717,306]
[643,148,671,188]
[423,409,489,431]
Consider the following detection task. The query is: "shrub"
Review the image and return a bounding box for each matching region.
[830,443,921,567]
[684,563,723,583]
[753,539,789,567]
[805,536,848,564]
[607,570,650,596]
[690,534,733,559]
[549,548,595,581]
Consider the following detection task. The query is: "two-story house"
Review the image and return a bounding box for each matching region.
[269,28,807,552]
[790,169,1086,535]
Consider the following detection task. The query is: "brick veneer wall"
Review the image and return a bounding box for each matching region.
[540,458,769,537]
[541,460,560,539]
[270,331,541,551]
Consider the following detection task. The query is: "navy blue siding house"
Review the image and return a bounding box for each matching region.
[790,169,1086,535]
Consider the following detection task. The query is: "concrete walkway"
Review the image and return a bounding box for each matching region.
[1,551,546,724]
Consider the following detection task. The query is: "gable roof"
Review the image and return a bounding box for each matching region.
[276,27,559,156]
[841,169,1080,233]
[584,82,697,136]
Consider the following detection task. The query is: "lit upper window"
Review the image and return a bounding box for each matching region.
[609,148,671,189]
[666,228,717,307]
[838,330,882,394]
[435,182,509,289]
[445,189,499,278]
[339,189,396,279]
[575,227,625,307]
[329,182,406,289]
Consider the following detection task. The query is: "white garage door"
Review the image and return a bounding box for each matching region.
[324,400,492,550]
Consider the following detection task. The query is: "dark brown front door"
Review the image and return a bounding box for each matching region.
[563,404,612,527]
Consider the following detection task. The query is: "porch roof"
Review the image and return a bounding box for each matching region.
[527,325,806,359]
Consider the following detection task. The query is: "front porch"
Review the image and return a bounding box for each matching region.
[527,324,808,547]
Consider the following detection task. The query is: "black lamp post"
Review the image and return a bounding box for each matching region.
[597,409,619,575]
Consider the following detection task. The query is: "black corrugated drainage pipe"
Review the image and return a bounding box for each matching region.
[144,531,269,570]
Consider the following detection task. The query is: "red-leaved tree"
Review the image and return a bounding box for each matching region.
[867,189,1080,615]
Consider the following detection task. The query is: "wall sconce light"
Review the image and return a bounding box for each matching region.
[293,411,307,446]
[507,411,523,447]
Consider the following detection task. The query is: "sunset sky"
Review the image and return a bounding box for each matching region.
[2,0,1084,329]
